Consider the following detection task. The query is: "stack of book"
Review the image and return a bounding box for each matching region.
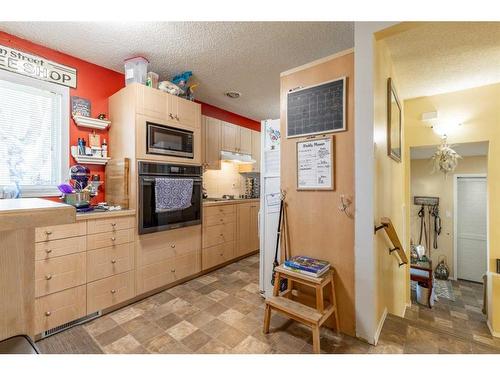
[283,255,330,277]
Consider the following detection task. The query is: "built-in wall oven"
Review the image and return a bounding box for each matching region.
[146,121,194,159]
[138,161,202,234]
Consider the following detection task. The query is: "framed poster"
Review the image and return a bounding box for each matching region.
[296,135,335,190]
[387,77,402,162]
[286,77,346,138]
[71,96,91,117]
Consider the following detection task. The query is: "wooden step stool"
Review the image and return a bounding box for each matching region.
[263,265,339,354]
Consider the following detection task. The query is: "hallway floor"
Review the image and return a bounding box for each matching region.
[378,279,500,353]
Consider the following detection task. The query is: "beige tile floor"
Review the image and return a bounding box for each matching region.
[36,254,499,354]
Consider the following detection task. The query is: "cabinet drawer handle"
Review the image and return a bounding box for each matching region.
[45,311,51,317]
[220,253,224,257]
[219,219,224,222]
[111,259,117,264]
[45,249,52,254]
[175,115,180,121]
[111,223,117,227]
[45,230,52,235]
[45,274,52,280]
[111,237,116,241]
[170,269,176,273]
[171,244,176,248]
[111,289,116,294]
[169,113,174,119]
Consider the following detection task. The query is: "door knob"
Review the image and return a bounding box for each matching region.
[171,244,176,248]
[111,259,116,264]
[45,230,52,235]
[45,249,52,254]
[45,311,51,317]
[111,237,116,241]
[111,289,116,294]
[45,274,52,280]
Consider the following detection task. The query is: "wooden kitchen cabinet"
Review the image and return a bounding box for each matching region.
[251,130,261,172]
[239,127,252,154]
[221,121,253,154]
[221,121,239,153]
[135,84,200,129]
[171,94,200,129]
[136,84,168,120]
[236,202,260,257]
[202,116,222,169]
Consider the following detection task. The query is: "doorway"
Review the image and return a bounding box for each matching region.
[454,175,488,283]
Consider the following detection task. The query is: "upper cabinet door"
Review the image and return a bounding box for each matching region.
[221,122,239,152]
[136,85,168,121]
[239,127,252,154]
[251,130,261,172]
[173,95,201,129]
[203,116,221,170]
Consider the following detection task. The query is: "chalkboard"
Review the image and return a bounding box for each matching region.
[286,77,346,138]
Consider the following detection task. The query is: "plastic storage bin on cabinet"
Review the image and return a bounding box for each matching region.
[124,56,149,86]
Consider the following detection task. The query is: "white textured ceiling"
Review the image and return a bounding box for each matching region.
[0,22,354,120]
[410,141,489,160]
[384,22,500,100]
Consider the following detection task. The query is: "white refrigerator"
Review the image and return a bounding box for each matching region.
[258,119,281,297]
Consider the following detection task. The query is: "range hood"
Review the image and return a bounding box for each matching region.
[220,150,256,164]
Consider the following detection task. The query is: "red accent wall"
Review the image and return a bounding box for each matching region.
[0,31,125,203]
[198,101,261,131]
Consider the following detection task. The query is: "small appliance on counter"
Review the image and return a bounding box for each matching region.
[59,165,103,212]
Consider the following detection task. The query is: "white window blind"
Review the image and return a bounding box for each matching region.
[0,71,69,197]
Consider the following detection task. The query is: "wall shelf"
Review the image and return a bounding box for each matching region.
[73,114,111,130]
[71,148,110,165]
[72,155,110,165]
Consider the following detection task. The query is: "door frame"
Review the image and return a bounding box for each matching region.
[453,173,488,281]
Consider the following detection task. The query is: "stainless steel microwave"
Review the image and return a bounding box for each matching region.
[146,122,194,159]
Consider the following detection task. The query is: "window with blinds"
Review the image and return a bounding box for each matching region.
[0,70,69,197]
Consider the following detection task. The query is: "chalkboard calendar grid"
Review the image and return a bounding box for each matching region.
[286,77,346,138]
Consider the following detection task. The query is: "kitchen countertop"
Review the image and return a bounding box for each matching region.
[0,198,76,231]
[76,208,136,221]
[203,198,260,206]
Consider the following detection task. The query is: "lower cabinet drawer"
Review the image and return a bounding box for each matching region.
[35,236,87,261]
[87,243,134,282]
[35,253,86,297]
[87,228,135,250]
[87,215,135,234]
[202,241,235,270]
[35,285,86,334]
[136,249,201,295]
[87,271,135,313]
[35,222,87,243]
[136,258,176,295]
[202,223,235,248]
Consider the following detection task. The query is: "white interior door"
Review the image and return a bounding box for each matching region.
[456,177,487,283]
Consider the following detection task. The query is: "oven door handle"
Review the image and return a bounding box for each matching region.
[141,177,202,183]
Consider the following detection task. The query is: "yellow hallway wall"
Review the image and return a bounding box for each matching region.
[374,39,408,328]
[410,156,488,279]
[404,83,500,335]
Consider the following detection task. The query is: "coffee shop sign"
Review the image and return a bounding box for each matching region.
[0,44,77,88]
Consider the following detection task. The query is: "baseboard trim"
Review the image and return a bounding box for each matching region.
[487,320,500,338]
[374,307,388,345]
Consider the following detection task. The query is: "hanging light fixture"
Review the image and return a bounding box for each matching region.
[431,136,462,176]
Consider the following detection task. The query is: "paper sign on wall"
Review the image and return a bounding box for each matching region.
[0,44,77,88]
[296,136,334,190]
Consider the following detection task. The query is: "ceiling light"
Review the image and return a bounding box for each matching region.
[225,91,241,99]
